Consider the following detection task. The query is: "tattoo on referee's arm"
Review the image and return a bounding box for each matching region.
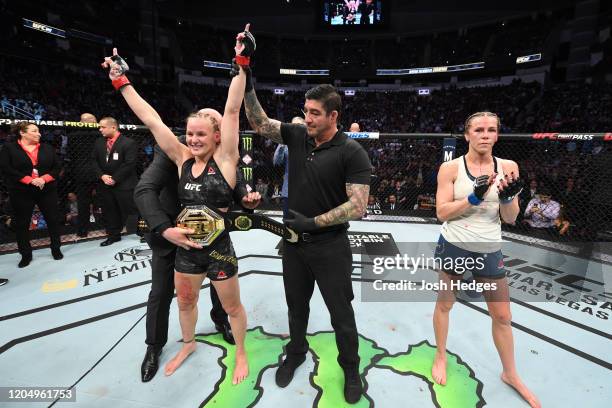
[315,183,370,227]
[244,90,282,144]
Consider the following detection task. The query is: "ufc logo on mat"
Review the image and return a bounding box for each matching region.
[184,183,201,191]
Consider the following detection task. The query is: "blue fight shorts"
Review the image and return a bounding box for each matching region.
[433,235,506,279]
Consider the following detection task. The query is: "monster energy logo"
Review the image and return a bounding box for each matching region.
[242,167,253,180]
[195,328,485,408]
[241,135,253,151]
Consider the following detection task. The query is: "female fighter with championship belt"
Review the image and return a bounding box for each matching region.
[102,24,256,384]
[431,112,540,407]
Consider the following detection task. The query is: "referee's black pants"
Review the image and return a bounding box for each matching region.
[145,244,229,349]
[282,231,359,370]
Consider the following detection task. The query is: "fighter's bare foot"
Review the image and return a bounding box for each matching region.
[232,349,249,385]
[501,372,541,408]
[164,340,196,376]
[431,351,447,385]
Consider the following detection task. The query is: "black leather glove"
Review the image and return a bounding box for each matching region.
[235,29,256,67]
[283,209,316,233]
[240,31,257,57]
[240,30,256,57]
[499,176,524,204]
[104,49,131,90]
[110,54,130,75]
[473,175,490,200]
[468,175,490,205]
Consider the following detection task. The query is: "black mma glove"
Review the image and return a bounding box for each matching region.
[498,176,524,204]
[108,52,131,91]
[283,209,316,233]
[468,175,490,205]
[235,30,256,66]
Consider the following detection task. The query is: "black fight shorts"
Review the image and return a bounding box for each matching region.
[174,234,238,280]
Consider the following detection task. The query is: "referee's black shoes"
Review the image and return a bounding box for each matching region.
[52,248,63,260]
[0,278,8,287]
[100,237,121,247]
[141,346,162,382]
[215,322,235,345]
[343,367,363,403]
[18,254,32,268]
[275,354,306,387]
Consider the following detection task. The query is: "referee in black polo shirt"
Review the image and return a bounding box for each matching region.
[244,76,371,403]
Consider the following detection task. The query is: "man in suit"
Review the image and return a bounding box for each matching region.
[92,116,138,246]
[384,194,400,211]
[135,108,261,382]
[67,113,99,237]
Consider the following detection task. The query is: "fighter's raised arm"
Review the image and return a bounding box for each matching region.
[240,34,283,144]
[101,48,188,167]
[217,24,249,165]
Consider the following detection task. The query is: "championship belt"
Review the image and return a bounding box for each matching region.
[224,212,298,243]
[176,205,226,246]
[138,210,298,244]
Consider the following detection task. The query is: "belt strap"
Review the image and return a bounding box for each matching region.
[138,211,298,242]
[293,228,345,243]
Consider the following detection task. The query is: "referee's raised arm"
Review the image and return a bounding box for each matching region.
[242,71,283,144]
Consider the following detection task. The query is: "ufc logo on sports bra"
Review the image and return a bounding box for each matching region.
[184,183,202,191]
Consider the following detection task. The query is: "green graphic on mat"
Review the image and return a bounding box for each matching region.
[306,332,386,408]
[376,341,485,408]
[197,328,484,408]
[198,326,287,407]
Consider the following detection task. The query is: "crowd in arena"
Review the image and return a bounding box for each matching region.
[7,58,611,139]
[0,56,184,128]
[2,70,612,245]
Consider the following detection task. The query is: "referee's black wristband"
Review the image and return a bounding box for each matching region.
[153,221,173,237]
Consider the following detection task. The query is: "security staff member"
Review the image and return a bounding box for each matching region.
[244,80,371,404]
[135,122,261,382]
[91,116,138,246]
[0,122,63,267]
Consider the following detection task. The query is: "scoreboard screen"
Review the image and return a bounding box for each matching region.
[321,1,387,27]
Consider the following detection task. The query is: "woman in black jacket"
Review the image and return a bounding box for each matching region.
[0,122,63,267]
